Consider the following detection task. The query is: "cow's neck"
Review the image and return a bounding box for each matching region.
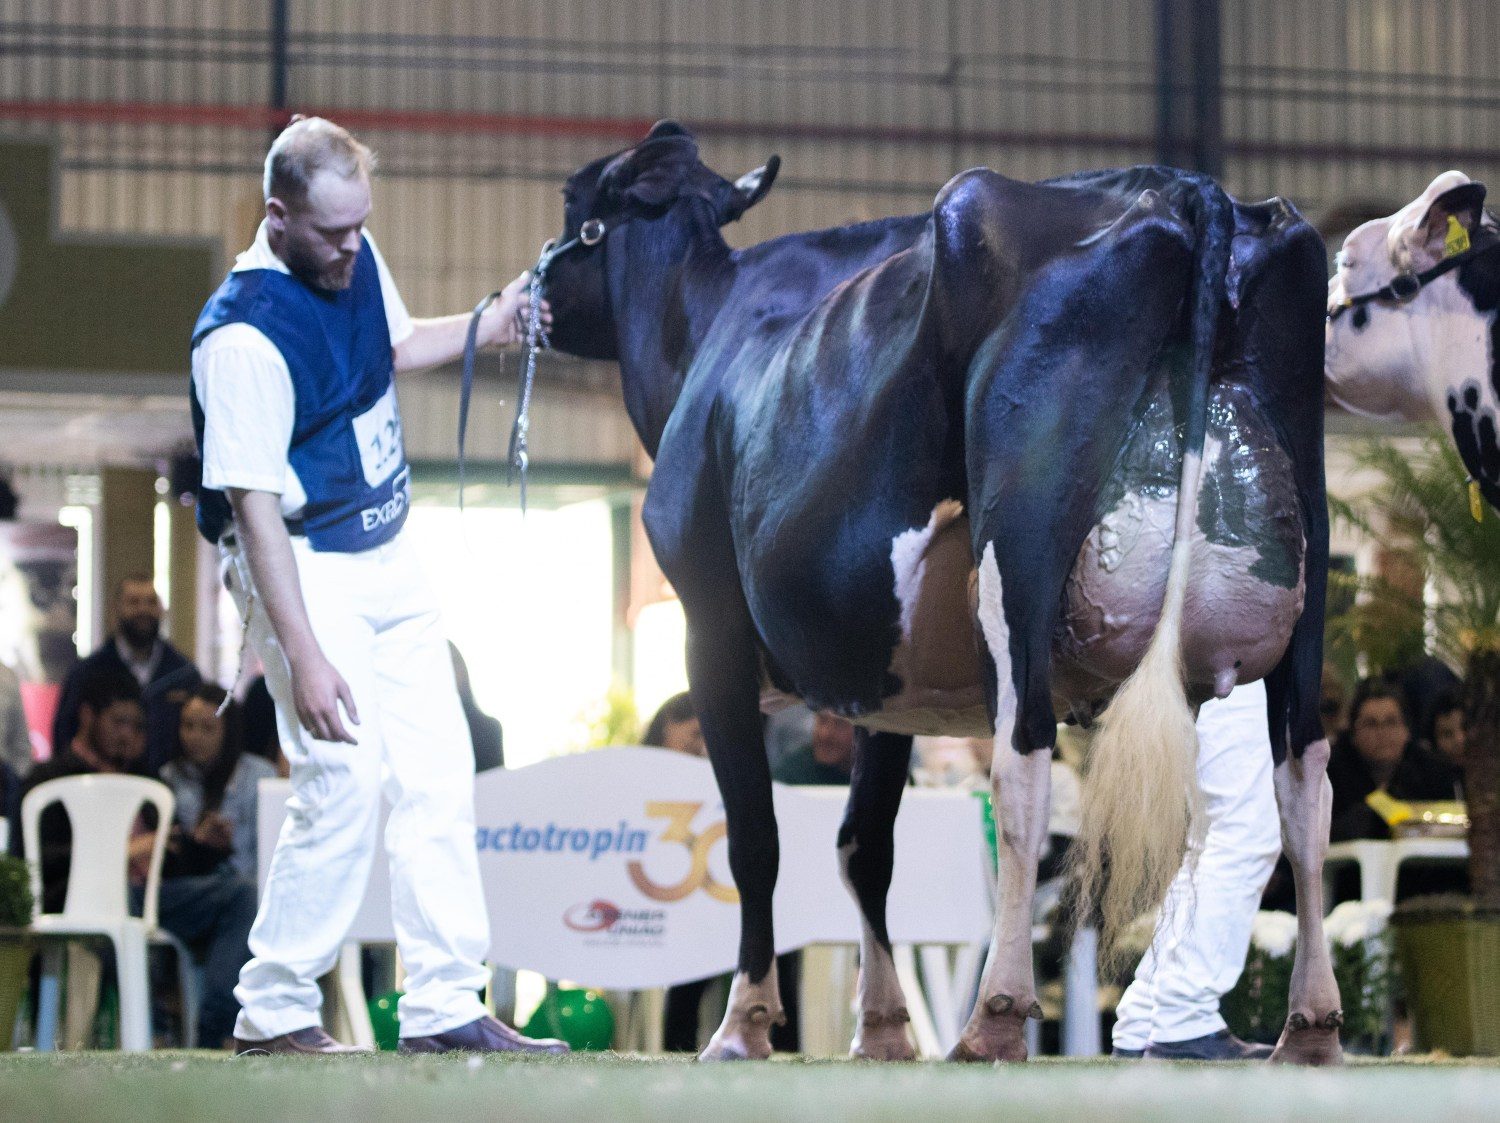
[609,203,733,456]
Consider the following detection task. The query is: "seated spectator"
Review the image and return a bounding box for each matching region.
[1328,678,1463,900]
[1,658,31,779]
[159,684,275,879]
[2,759,19,855]
[1329,679,1455,842]
[773,713,855,786]
[450,643,504,772]
[644,692,703,757]
[23,669,154,911]
[22,668,255,1048]
[1420,687,1467,800]
[52,575,199,774]
[1396,654,1462,756]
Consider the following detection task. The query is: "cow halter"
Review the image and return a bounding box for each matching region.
[457,217,610,512]
[1329,231,1500,324]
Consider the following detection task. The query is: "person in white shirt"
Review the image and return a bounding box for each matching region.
[192,116,565,1056]
[1111,680,1282,1060]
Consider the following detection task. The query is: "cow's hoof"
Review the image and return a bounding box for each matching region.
[851,1008,916,1061]
[946,993,1039,1063]
[1269,1010,1344,1066]
[697,1002,782,1062]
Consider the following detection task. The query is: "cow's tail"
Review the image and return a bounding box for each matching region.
[1069,176,1234,966]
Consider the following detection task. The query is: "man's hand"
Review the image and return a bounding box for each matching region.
[289,647,361,745]
[193,812,235,851]
[483,270,553,347]
[392,270,554,372]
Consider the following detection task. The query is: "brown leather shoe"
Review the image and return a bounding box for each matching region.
[233,1025,373,1055]
[397,1015,570,1055]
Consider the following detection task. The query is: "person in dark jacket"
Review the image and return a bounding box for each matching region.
[1328,678,1464,900]
[24,667,256,1047]
[1420,686,1467,800]
[51,575,199,772]
[450,643,502,772]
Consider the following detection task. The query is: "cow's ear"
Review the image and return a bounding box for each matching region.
[600,135,699,210]
[720,155,780,223]
[645,119,690,141]
[1411,179,1487,269]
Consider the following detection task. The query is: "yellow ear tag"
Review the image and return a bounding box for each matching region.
[1446,214,1472,258]
[1470,478,1484,522]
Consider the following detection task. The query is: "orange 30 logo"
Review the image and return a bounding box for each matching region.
[627,801,739,904]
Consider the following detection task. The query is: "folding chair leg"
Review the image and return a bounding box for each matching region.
[64,943,102,1050]
[34,945,63,1052]
[177,954,201,1049]
[112,928,151,1052]
[337,943,375,1050]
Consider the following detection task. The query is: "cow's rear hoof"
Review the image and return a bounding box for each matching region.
[1268,1011,1344,1066]
[697,1002,781,1062]
[851,1009,916,1061]
[946,993,1038,1063]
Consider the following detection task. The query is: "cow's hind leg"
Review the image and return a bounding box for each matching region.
[685,603,785,1061]
[837,729,916,1060]
[950,741,1050,1062]
[951,543,1049,1062]
[1269,737,1344,1065]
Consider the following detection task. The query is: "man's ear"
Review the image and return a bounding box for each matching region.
[1410,179,1487,270]
[720,155,781,224]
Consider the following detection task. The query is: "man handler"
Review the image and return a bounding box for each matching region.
[191,117,564,1055]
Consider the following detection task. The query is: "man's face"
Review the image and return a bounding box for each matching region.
[116,580,162,649]
[89,699,147,769]
[812,713,855,770]
[268,170,372,292]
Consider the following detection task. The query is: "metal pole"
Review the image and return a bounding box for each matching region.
[1192,0,1224,179]
[269,0,290,142]
[1155,0,1180,167]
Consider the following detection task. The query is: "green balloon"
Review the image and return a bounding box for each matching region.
[368,990,402,1052]
[523,985,614,1051]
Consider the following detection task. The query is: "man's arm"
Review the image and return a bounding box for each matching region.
[392,270,548,374]
[227,488,360,745]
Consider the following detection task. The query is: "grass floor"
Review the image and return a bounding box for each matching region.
[3,1052,1500,1123]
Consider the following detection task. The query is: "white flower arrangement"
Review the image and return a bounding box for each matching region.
[1250,909,1299,958]
[1323,899,1393,948]
[1228,903,1394,1050]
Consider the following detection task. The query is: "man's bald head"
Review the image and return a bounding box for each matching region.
[263,117,375,210]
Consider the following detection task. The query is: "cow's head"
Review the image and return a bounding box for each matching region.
[543,120,779,360]
[1326,172,1497,427]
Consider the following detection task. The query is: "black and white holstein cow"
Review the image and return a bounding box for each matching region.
[543,122,1339,1064]
[1327,171,1500,509]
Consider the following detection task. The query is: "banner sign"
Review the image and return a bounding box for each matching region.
[258,746,991,989]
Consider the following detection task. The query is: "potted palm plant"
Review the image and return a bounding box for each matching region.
[1332,432,1500,1055]
[0,852,34,1049]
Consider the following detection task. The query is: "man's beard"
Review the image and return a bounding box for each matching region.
[283,237,356,292]
[118,615,160,649]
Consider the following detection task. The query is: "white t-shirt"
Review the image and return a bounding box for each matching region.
[191,222,415,519]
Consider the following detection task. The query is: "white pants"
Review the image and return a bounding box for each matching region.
[1112,679,1281,1049]
[225,530,490,1040]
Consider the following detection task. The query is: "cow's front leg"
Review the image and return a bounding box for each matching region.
[950,741,1050,1062]
[682,608,784,1061]
[837,729,916,1060]
[1269,737,1344,1065]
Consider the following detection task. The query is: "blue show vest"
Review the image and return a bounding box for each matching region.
[190,236,410,552]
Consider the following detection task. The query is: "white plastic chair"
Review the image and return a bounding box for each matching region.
[22,774,200,1051]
